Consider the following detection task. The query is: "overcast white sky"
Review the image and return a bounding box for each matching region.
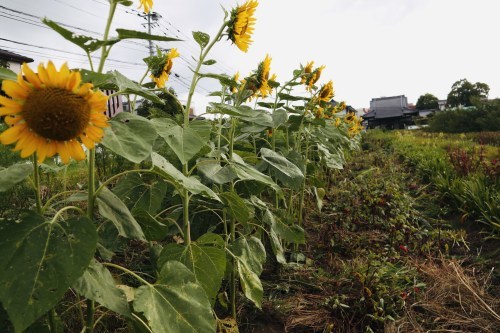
[1,0,500,112]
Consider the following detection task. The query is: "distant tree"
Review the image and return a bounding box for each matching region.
[0,59,9,68]
[416,93,439,110]
[136,87,183,118]
[446,79,489,107]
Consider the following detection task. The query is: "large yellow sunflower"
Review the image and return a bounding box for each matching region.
[139,0,153,13]
[317,80,334,102]
[0,61,108,164]
[227,0,258,53]
[151,48,180,88]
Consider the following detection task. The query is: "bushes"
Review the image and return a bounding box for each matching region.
[427,99,500,133]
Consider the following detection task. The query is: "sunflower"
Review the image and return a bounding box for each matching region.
[150,48,180,88]
[231,72,240,94]
[305,65,325,91]
[255,54,271,97]
[139,0,153,13]
[301,61,314,84]
[227,0,258,52]
[317,80,334,102]
[0,61,108,164]
[334,117,342,127]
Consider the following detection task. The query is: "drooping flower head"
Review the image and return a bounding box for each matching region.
[227,0,258,52]
[305,65,325,91]
[317,80,334,102]
[0,61,108,163]
[150,48,180,88]
[301,61,314,84]
[334,117,342,127]
[255,54,272,97]
[231,71,240,94]
[139,0,153,13]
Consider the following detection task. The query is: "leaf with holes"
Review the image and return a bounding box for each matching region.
[133,261,215,333]
[192,31,210,48]
[0,211,97,333]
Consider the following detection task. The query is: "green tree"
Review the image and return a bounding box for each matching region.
[416,93,439,110]
[446,79,489,107]
[136,87,183,118]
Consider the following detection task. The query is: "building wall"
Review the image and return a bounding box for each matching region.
[7,61,21,73]
[370,95,408,109]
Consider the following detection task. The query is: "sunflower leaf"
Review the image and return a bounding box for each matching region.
[0,211,97,333]
[110,71,164,104]
[0,67,16,81]
[42,19,118,53]
[133,261,216,333]
[116,29,181,42]
[101,112,158,164]
[192,31,210,49]
[0,163,32,192]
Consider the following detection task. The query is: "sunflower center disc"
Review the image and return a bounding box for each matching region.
[23,87,91,141]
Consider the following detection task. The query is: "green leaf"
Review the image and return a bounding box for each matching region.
[199,73,234,86]
[229,154,282,196]
[220,192,251,227]
[133,261,215,333]
[269,229,286,264]
[0,163,32,192]
[313,187,326,212]
[190,120,213,143]
[316,143,344,170]
[73,259,131,317]
[192,31,210,49]
[151,118,207,165]
[202,59,216,66]
[260,148,304,190]
[101,112,158,163]
[209,103,273,127]
[263,209,305,244]
[232,236,266,308]
[277,93,309,101]
[97,186,146,241]
[0,211,97,333]
[151,152,220,201]
[132,208,170,241]
[0,67,16,81]
[110,71,164,104]
[272,109,288,128]
[197,162,236,185]
[157,234,225,305]
[116,29,181,42]
[43,19,118,53]
[80,70,116,89]
[113,173,168,215]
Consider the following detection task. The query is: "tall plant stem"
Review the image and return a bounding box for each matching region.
[32,154,42,214]
[97,2,117,74]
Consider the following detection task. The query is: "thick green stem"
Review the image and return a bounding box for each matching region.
[230,208,237,319]
[97,2,117,74]
[32,154,42,214]
[85,300,94,333]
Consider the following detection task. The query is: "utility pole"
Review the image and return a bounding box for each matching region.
[139,11,162,56]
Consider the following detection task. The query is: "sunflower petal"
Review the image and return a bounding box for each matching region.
[56,141,71,164]
[0,123,26,145]
[68,140,86,161]
[2,80,30,100]
[22,63,42,88]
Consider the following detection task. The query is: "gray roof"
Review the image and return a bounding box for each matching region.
[0,49,34,63]
[362,107,417,120]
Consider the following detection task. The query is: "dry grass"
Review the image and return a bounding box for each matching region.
[395,256,499,333]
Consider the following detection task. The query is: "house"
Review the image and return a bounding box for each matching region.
[0,49,34,73]
[362,95,418,129]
